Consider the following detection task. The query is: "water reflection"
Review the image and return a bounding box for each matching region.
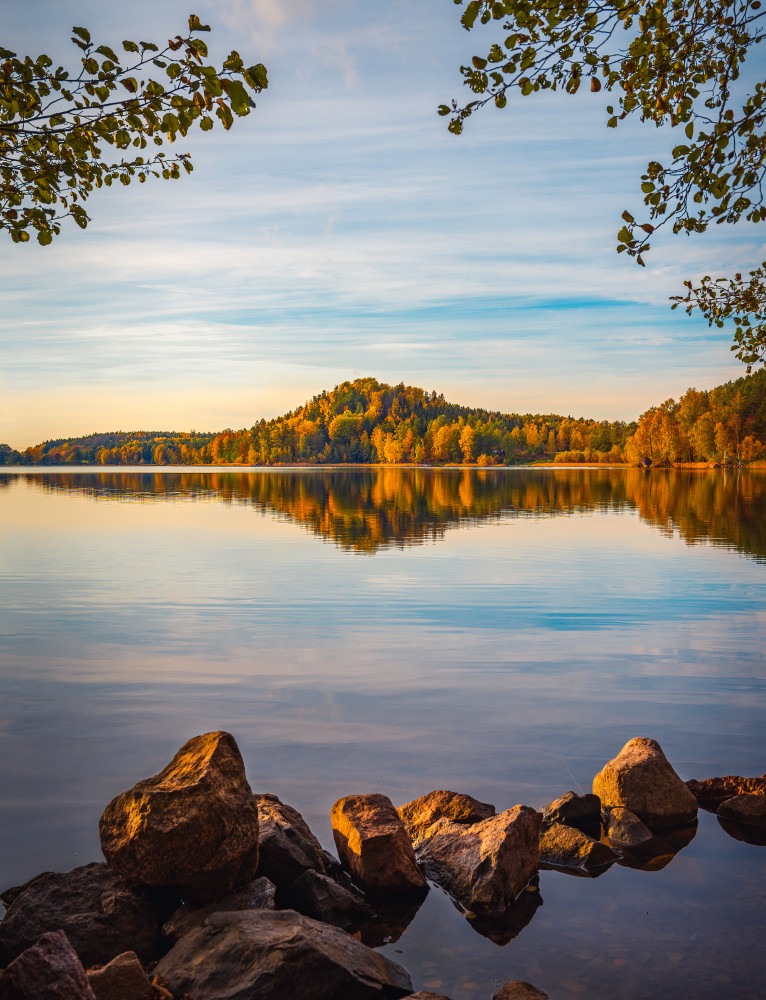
[3,467,766,561]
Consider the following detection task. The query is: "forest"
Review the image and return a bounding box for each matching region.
[2,370,765,467]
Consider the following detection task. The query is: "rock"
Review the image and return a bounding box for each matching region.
[0,930,96,1000]
[686,774,766,808]
[415,806,540,916]
[717,794,766,829]
[0,863,160,969]
[605,806,653,845]
[492,983,550,1000]
[87,951,152,1000]
[99,732,259,903]
[592,737,698,830]
[154,909,413,1000]
[615,821,698,872]
[396,790,495,846]
[256,794,329,887]
[331,793,426,894]
[162,876,276,943]
[401,994,454,1000]
[467,882,543,946]
[286,869,374,928]
[321,850,363,894]
[539,791,601,839]
[540,822,617,872]
[355,892,427,948]
[717,816,766,847]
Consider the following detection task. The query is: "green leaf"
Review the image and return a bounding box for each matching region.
[72,26,91,44]
[37,229,53,246]
[122,40,139,53]
[188,14,211,33]
[472,56,487,70]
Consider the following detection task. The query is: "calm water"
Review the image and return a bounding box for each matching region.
[1,467,765,998]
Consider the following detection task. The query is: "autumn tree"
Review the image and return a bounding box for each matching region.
[444,0,766,368]
[1,14,267,243]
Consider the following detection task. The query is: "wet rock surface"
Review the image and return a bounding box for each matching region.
[0,930,96,1000]
[592,737,698,830]
[162,876,276,943]
[540,821,617,872]
[255,793,329,886]
[332,793,426,893]
[86,951,153,1000]
[154,908,414,1000]
[415,806,540,916]
[491,982,550,1000]
[717,794,766,829]
[99,731,259,903]
[687,774,766,808]
[0,863,159,969]
[397,790,495,846]
[285,869,374,928]
[539,791,601,839]
[604,806,653,845]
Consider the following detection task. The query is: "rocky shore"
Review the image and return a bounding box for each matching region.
[0,732,763,1000]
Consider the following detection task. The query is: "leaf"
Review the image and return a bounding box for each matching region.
[245,63,268,90]
[122,40,139,53]
[37,229,53,246]
[188,14,211,33]
[590,77,601,93]
[472,56,487,70]
[72,26,91,44]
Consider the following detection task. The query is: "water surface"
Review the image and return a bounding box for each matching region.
[0,467,764,998]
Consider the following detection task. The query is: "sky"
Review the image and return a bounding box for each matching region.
[1,0,762,449]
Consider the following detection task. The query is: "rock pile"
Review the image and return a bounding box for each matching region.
[0,731,761,999]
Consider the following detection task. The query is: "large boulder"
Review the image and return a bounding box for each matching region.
[162,876,276,943]
[99,732,259,902]
[154,909,413,1000]
[0,863,160,969]
[86,951,153,1000]
[0,930,95,1000]
[255,794,328,886]
[717,794,766,830]
[686,774,766,808]
[592,738,698,830]
[286,870,374,928]
[396,790,495,847]
[540,822,617,873]
[539,791,601,839]
[331,794,426,894]
[415,806,540,916]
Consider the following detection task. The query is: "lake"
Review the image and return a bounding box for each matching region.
[0,466,764,998]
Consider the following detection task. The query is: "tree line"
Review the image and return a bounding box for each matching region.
[1,371,765,468]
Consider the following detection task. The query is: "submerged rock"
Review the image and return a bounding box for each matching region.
[286,869,374,928]
[331,793,426,894]
[491,983,550,1000]
[0,863,159,969]
[0,930,95,1000]
[592,737,698,830]
[415,806,539,916]
[99,731,259,903]
[154,909,413,1000]
[540,822,617,872]
[604,806,653,845]
[162,876,276,943]
[396,790,495,846]
[717,794,766,829]
[686,774,766,808]
[86,951,152,1000]
[539,791,601,839]
[255,794,328,887]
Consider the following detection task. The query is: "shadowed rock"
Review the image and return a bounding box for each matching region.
[592,737,698,831]
[492,983,550,1000]
[86,951,152,1000]
[0,863,159,969]
[539,791,601,839]
[255,794,328,887]
[162,876,276,943]
[686,774,766,809]
[466,881,543,945]
[717,794,766,829]
[540,822,617,873]
[401,994,454,1000]
[99,732,259,903]
[604,806,653,845]
[615,821,698,871]
[0,930,95,1000]
[285,869,374,928]
[332,794,426,894]
[415,806,539,916]
[356,892,428,948]
[396,790,495,846]
[154,909,413,1000]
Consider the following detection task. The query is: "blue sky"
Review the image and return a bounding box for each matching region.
[1,0,760,448]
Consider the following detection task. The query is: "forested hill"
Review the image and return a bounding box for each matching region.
[2,370,765,467]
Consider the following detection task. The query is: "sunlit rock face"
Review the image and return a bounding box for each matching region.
[0,930,95,1000]
[414,806,540,917]
[85,950,153,1000]
[592,737,698,831]
[154,909,414,1000]
[397,790,495,847]
[99,731,259,903]
[539,822,617,873]
[539,791,601,840]
[604,806,653,846]
[331,793,426,894]
[491,983,550,1000]
[686,773,766,808]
